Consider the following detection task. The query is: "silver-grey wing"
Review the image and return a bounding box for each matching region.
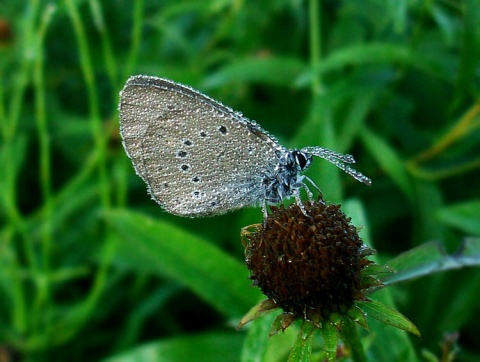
[119,75,282,217]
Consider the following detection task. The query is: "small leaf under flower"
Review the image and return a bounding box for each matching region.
[356,299,420,337]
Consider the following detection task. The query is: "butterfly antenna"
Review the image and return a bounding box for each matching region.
[302,147,372,185]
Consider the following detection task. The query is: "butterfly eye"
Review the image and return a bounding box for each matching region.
[292,151,311,171]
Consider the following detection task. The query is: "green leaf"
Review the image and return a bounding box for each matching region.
[237,299,278,330]
[322,321,339,361]
[361,263,393,280]
[357,299,420,336]
[436,201,480,236]
[242,311,297,362]
[337,90,378,152]
[347,305,368,330]
[431,3,457,46]
[421,348,440,362]
[203,57,306,89]
[360,127,414,201]
[107,210,261,319]
[411,180,446,243]
[454,0,480,106]
[240,309,277,362]
[269,313,296,337]
[102,332,244,362]
[383,239,480,284]
[287,322,316,362]
[342,199,372,247]
[296,43,447,87]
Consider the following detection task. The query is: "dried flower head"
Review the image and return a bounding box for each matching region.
[238,198,419,359]
[241,199,374,329]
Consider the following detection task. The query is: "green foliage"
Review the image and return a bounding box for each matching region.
[0,0,479,361]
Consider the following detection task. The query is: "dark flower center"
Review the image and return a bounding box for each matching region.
[244,200,364,319]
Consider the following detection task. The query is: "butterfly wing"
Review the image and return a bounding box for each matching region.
[119,76,282,217]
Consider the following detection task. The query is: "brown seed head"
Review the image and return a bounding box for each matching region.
[244,200,366,321]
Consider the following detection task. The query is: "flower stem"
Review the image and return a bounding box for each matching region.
[341,317,367,362]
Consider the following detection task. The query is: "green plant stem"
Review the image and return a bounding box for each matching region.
[117,0,144,208]
[64,0,111,211]
[32,5,56,325]
[5,2,37,140]
[308,0,322,94]
[26,3,57,343]
[48,237,117,347]
[23,152,100,253]
[2,0,42,335]
[124,0,144,80]
[88,0,119,93]
[342,317,367,362]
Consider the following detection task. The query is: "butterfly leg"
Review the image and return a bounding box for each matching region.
[304,175,324,201]
[293,189,309,217]
[261,202,269,219]
[303,182,314,201]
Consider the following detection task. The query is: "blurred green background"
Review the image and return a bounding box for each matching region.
[1,0,479,361]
